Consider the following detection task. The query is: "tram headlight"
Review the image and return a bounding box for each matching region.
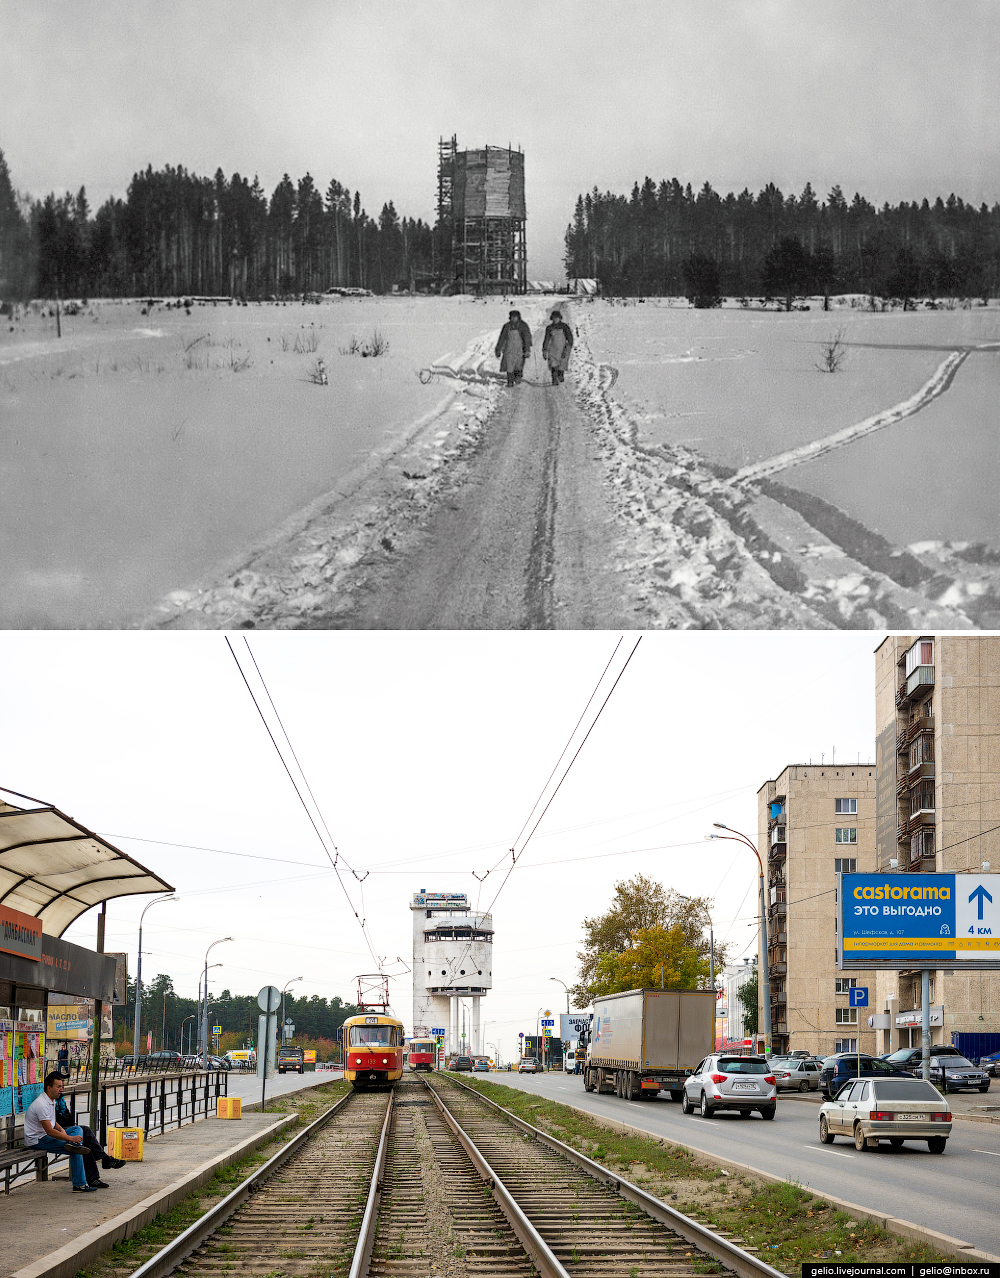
[382,1058,388,1064]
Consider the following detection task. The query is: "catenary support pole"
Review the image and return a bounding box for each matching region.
[90,902,106,1140]
[921,969,931,1081]
[758,873,771,1051]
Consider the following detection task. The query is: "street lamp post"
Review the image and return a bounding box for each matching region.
[202,938,233,1068]
[706,824,770,1052]
[134,894,176,1059]
[676,894,714,993]
[180,1014,195,1057]
[549,977,571,1015]
[199,965,223,1062]
[281,977,302,1047]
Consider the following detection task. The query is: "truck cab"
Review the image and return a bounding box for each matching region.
[278,1045,304,1074]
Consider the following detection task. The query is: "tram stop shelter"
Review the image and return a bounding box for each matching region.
[0,789,173,1167]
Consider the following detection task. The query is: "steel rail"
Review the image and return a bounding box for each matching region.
[127,1089,356,1278]
[443,1075,787,1278]
[423,1078,572,1278]
[347,1090,395,1278]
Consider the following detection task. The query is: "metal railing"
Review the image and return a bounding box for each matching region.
[1,1069,229,1192]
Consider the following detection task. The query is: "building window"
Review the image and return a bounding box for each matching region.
[835,828,857,844]
[835,1038,858,1053]
[905,638,934,677]
[835,977,857,993]
[909,781,935,816]
[835,798,857,814]
[909,735,934,769]
[835,1008,858,1024]
[834,858,857,874]
[911,830,934,861]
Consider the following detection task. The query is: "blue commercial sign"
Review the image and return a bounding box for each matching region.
[848,987,868,1008]
[840,873,1000,968]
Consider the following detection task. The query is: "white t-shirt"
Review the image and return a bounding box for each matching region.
[24,1091,57,1144]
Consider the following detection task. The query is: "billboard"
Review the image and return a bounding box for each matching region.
[839,873,1000,969]
[560,1013,591,1042]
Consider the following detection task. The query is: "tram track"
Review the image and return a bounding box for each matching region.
[128,1074,787,1278]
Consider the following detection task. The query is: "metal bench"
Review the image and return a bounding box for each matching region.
[0,1139,65,1194]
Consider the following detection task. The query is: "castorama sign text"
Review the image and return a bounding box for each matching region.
[839,873,1000,968]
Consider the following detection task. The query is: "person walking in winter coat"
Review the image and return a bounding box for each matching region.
[542,310,573,385]
[495,310,532,386]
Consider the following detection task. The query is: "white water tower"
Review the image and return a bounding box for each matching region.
[411,890,493,1057]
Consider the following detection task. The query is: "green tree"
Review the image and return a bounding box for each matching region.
[590,924,708,996]
[681,253,722,307]
[761,236,813,310]
[572,873,723,1005]
[737,967,759,1035]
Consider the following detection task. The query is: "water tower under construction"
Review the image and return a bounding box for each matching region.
[411,890,493,1057]
[437,137,526,295]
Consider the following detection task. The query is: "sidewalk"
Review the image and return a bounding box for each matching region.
[7,1108,295,1278]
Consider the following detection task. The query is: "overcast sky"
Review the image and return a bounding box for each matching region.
[3,630,882,1062]
[3,0,997,278]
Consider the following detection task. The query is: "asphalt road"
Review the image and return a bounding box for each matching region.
[476,1069,1000,1255]
[226,1068,343,1104]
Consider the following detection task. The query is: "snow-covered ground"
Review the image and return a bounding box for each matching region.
[3,294,997,629]
[575,298,1000,627]
[0,296,545,628]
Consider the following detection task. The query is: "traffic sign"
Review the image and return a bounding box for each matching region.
[518,1032,524,1039]
[543,1027,553,1036]
[848,987,869,1008]
[431,1027,445,1036]
[213,1025,222,1035]
[258,985,281,1012]
[540,1018,555,1027]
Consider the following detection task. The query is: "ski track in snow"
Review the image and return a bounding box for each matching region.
[732,347,971,482]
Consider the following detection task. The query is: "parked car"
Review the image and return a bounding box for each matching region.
[880,1045,988,1090]
[451,1056,473,1072]
[818,1075,952,1153]
[819,1053,910,1098]
[772,1058,822,1091]
[681,1054,776,1119]
[518,1057,540,1073]
[980,1050,1000,1078]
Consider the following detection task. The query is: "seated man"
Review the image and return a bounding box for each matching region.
[55,1090,126,1188]
[24,1071,93,1191]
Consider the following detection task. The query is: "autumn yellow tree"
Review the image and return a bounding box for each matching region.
[589,924,709,997]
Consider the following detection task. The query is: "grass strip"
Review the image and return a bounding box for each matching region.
[449,1075,947,1276]
[75,1079,350,1278]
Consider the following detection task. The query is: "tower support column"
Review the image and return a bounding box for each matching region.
[472,995,481,1056]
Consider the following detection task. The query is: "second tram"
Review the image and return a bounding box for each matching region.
[407,1037,438,1071]
[341,1013,405,1090]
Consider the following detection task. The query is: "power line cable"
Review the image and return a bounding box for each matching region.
[223,636,383,972]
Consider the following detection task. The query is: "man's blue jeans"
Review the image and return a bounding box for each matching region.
[30,1127,87,1188]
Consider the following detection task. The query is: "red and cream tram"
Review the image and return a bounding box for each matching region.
[341,1012,405,1090]
[407,1037,437,1071]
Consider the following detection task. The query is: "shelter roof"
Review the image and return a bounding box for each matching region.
[0,794,173,936]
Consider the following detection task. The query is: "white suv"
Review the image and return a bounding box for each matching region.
[682,1054,777,1119]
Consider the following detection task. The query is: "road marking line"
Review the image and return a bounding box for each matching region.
[806,1145,853,1158]
[973,1149,1000,1156]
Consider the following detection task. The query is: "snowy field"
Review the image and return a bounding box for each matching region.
[0,296,541,627]
[583,298,1000,548]
[3,293,998,629]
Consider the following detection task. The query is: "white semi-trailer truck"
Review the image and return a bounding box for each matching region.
[582,987,715,1101]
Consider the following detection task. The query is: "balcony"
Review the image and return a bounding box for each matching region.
[769,990,787,1005]
[769,901,787,918]
[770,825,786,848]
[900,665,935,703]
[768,930,787,947]
[769,961,787,976]
[908,713,934,740]
[768,842,786,864]
[908,808,935,834]
[908,760,935,784]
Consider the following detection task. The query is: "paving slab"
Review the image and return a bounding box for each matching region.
[5,1108,294,1276]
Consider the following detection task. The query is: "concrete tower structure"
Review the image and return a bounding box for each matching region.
[411,890,493,1057]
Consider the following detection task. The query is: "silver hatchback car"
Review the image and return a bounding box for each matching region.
[772,1058,822,1091]
[681,1054,777,1119]
[818,1076,952,1153]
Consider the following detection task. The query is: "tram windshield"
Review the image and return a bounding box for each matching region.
[410,1040,435,1053]
[350,1025,394,1046]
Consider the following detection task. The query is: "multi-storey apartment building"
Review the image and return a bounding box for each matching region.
[757,764,877,1056]
[872,636,1000,1051]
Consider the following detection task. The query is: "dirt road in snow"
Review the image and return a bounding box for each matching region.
[345,364,634,628]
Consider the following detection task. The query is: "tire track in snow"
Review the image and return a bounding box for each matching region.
[732,348,970,482]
